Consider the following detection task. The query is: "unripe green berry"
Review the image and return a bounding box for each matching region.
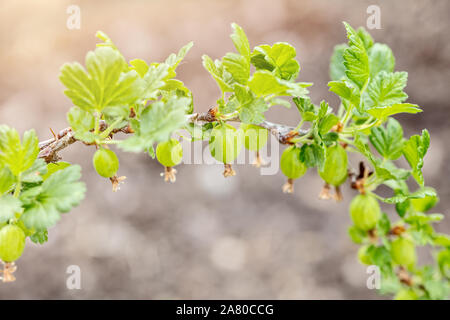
[209,123,243,164]
[280,146,307,179]
[156,139,183,167]
[93,148,119,178]
[391,237,417,268]
[241,124,268,151]
[319,144,348,186]
[394,289,418,300]
[0,225,26,262]
[349,194,381,231]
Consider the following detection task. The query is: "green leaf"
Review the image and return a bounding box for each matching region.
[21,159,47,183]
[299,143,325,169]
[119,97,189,152]
[222,52,250,85]
[0,126,39,176]
[95,31,119,51]
[102,105,129,128]
[252,43,300,80]
[328,80,360,107]
[368,103,422,121]
[60,47,143,112]
[30,229,48,244]
[293,97,317,121]
[348,225,366,244]
[238,97,269,124]
[0,165,15,195]
[342,22,369,89]
[165,41,193,77]
[369,118,404,160]
[318,113,339,135]
[433,234,450,247]
[0,195,22,223]
[368,43,395,78]
[129,59,149,77]
[202,55,233,93]
[356,27,374,51]
[42,162,71,180]
[354,134,409,182]
[403,129,430,186]
[248,71,287,96]
[329,44,348,81]
[366,71,408,108]
[248,71,309,98]
[142,63,169,100]
[20,165,86,231]
[377,212,391,236]
[381,188,437,204]
[268,98,291,108]
[67,106,96,143]
[230,23,251,61]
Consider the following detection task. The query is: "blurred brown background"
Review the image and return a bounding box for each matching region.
[0,0,449,299]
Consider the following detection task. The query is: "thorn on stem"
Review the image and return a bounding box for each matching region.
[49,127,58,141]
[223,164,236,177]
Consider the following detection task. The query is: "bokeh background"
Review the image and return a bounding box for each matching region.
[0,0,449,299]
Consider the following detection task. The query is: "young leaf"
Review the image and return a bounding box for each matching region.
[129,59,149,77]
[0,126,39,177]
[403,129,430,186]
[67,106,96,143]
[369,118,404,160]
[342,22,369,89]
[21,159,47,183]
[368,43,395,78]
[239,98,269,124]
[222,52,250,85]
[356,27,374,51]
[328,80,360,107]
[42,162,71,180]
[202,55,233,93]
[368,103,422,121]
[30,230,48,244]
[230,23,251,61]
[142,63,169,100]
[165,41,194,76]
[329,44,348,81]
[299,144,325,169]
[248,71,289,96]
[119,97,189,152]
[20,165,86,231]
[293,97,317,121]
[0,195,22,223]
[0,166,15,195]
[60,47,143,112]
[252,43,300,81]
[381,187,436,204]
[366,71,408,108]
